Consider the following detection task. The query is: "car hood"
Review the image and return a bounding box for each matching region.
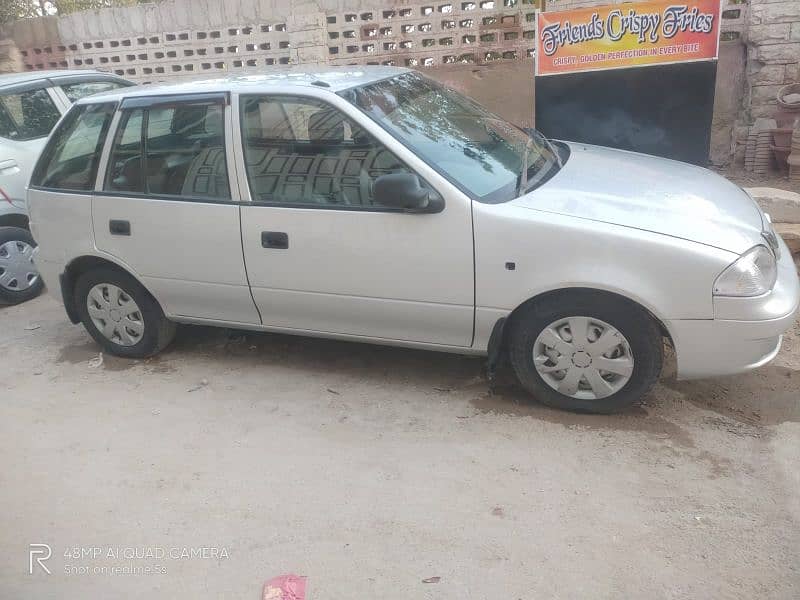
[512,142,764,254]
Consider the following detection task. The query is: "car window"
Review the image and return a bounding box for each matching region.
[0,88,61,141]
[30,103,115,191]
[240,95,421,208]
[105,108,143,193]
[103,100,230,200]
[60,80,129,103]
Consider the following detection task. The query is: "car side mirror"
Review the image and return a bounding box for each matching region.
[373,173,444,213]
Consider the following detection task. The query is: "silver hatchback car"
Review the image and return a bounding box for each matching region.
[27,67,799,413]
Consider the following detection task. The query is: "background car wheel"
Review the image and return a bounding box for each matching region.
[74,267,175,358]
[0,227,44,305]
[508,292,663,414]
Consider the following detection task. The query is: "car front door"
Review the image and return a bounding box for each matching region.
[235,93,474,347]
[92,93,259,324]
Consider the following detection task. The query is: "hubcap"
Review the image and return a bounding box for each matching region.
[532,316,634,400]
[86,283,144,347]
[0,240,39,292]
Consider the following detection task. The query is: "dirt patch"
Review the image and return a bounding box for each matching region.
[56,340,176,374]
[665,365,800,426]
[469,369,697,447]
[56,341,136,371]
[3,295,799,599]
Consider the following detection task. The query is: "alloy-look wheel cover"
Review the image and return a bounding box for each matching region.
[532,316,634,400]
[86,283,144,347]
[0,240,39,292]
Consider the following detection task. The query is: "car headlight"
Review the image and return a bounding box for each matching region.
[713,245,777,297]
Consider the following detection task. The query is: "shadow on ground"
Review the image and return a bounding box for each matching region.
[56,323,799,430]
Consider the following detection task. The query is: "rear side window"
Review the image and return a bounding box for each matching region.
[0,88,61,141]
[30,103,115,191]
[103,99,230,200]
[61,80,129,103]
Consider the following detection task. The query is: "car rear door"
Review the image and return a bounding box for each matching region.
[92,93,259,324]
[234,93,474,347]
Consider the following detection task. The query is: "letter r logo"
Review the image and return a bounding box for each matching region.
[29,544,51,575]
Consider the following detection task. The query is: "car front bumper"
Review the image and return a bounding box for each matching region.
[668,315,791,379]
[667,238,799,380]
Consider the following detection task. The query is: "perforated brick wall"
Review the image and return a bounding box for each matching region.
[12,0,542,84]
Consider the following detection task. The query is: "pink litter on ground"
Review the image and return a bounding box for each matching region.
[262,574,307,600]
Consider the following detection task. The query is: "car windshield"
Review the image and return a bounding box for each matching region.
[340,72,562,203]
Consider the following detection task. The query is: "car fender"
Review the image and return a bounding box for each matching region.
[473,202,737,327]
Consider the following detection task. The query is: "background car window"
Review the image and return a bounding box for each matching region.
[105,108,144,193]
[103,101,230,200]
[240,96,415,208]
[30,103,115,191]
[0,88,61,141]
[61,80,129,103]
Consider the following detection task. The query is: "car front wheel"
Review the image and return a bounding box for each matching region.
[508,293,663,414]
[75,267,176,358]
[0,226,44,305]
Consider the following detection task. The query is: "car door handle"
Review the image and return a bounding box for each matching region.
[109,220,131,236]
[261,231,288,249]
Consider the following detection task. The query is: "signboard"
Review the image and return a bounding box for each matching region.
[535,0,721,76]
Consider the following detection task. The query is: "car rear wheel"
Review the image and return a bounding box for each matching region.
[74,267,175,358]
[508,293,663,414]
[0,227,44,305]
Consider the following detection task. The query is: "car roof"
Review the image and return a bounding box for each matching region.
[76,66,411,104]
[0,69,125,89]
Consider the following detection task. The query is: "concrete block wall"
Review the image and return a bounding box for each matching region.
[8,0,542,82]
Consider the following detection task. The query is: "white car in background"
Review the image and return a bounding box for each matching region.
[0,70,132,304]
[26,67,800,413]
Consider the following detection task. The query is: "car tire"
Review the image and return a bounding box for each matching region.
[0,226,44,305]
[74,267,176,358]
[507,292,663,414]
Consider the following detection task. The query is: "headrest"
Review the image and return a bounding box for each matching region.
[308,108,345,143]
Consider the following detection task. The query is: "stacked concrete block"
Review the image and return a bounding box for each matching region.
[0,39,24,74]
[746,0,800,120]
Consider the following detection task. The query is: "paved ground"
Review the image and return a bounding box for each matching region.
[1,293,798,599]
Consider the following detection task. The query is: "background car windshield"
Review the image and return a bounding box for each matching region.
[60,80,129,103]
[341,72,559,203]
